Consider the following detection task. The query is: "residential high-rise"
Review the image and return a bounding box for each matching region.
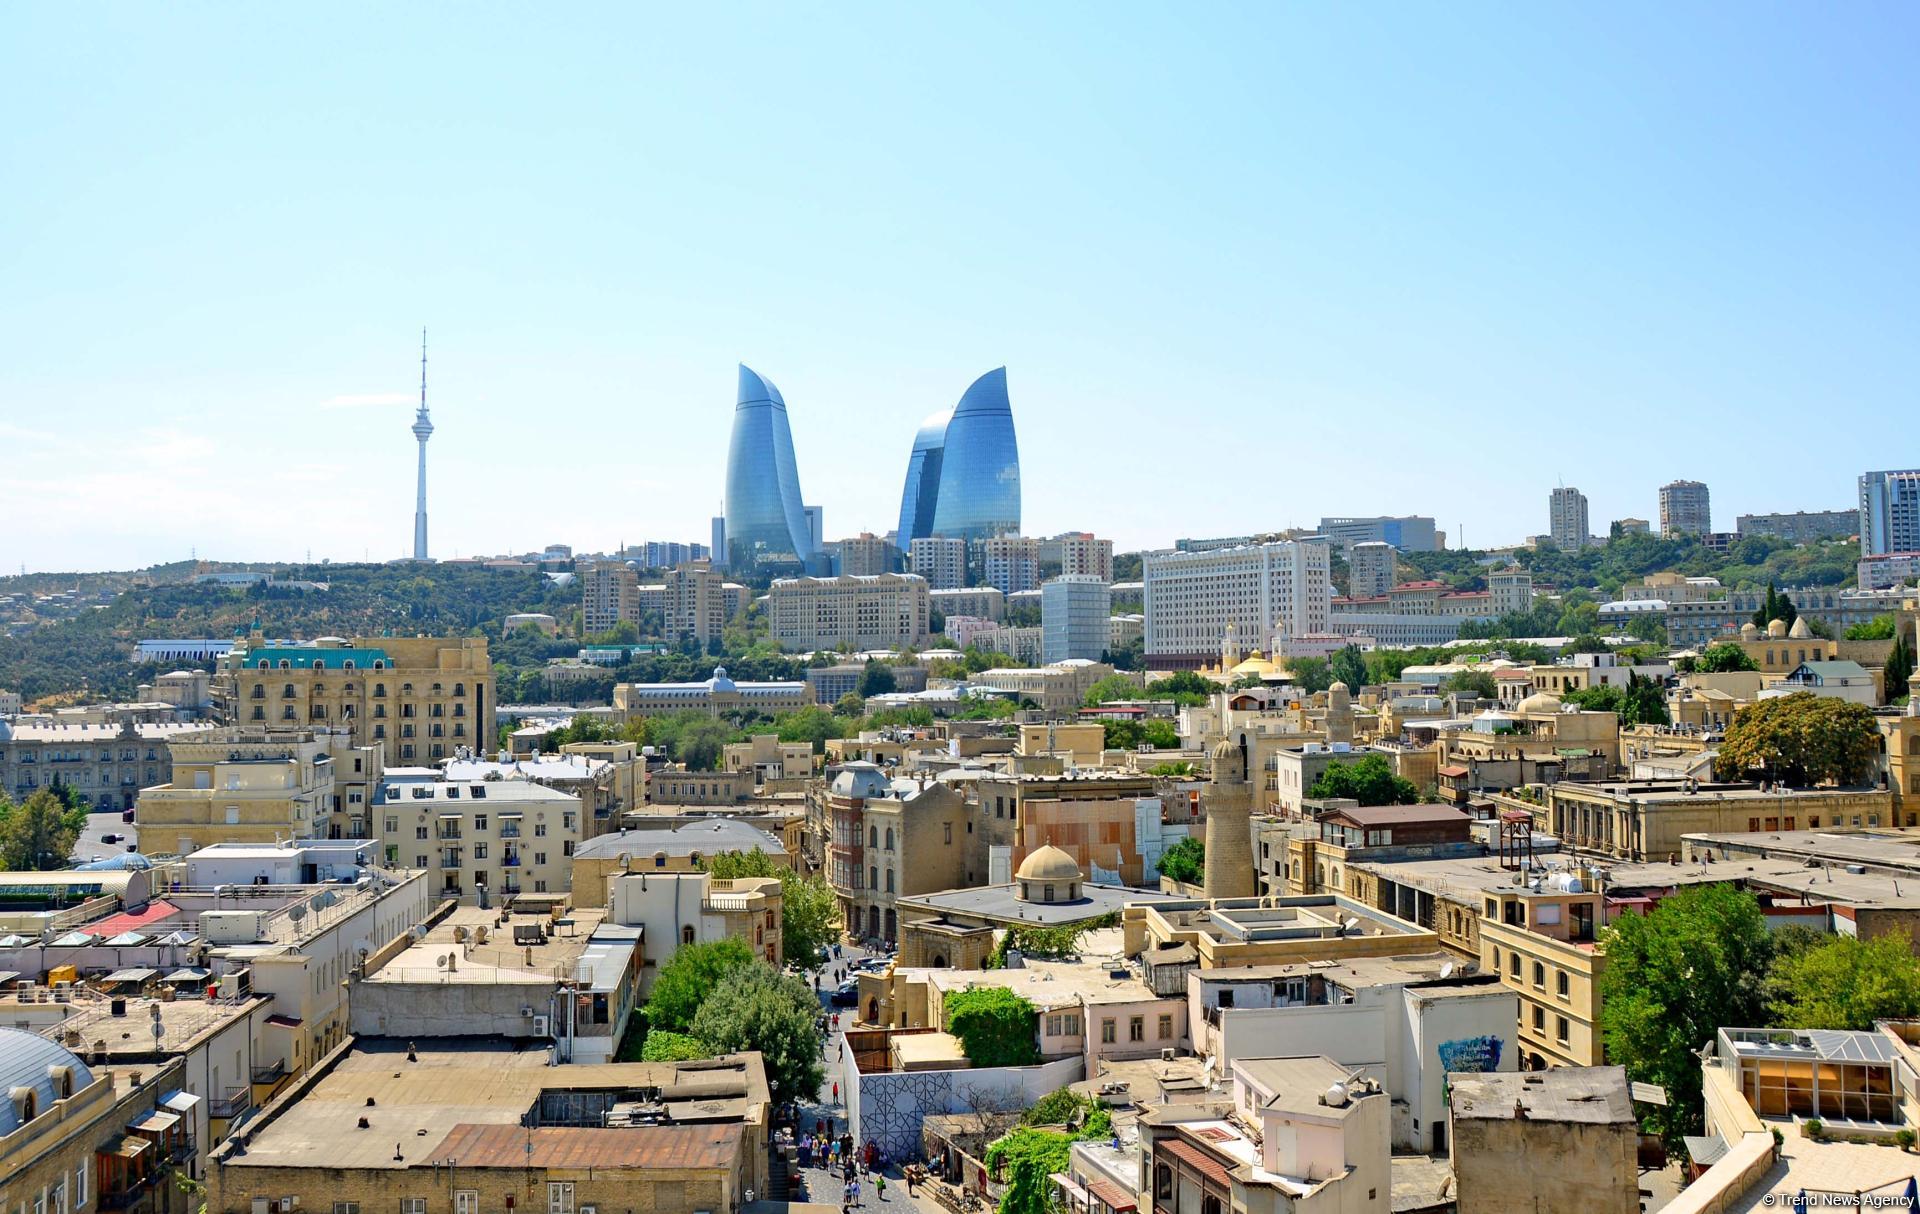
[1348,541,1396,599]
[1041,575,1112,664]
[1548,487,1590,550]
[665,561,729,645]
[411,330,433,561]
[709,515,727,569]
[836,533,896,576]
[1859,469,1920,555]
[1142,539,1332,669]
[1314,515,1439,552]
[909,536,968,589]
[582,561,639,634]
[983,535,1040,594]
[1050,532,1114,581]
[896,367,1021,544]
[1489,567,1534,616]
[724,364,817,566]
[1659,479,1712,536]
[768,573,931,652]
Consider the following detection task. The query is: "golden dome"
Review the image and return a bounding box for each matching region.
[1015,845,1082,884]
[1766,618,1789,639]
[1516,691,1563,714]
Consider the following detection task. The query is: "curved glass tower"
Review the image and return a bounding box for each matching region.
[894,367,1021,544]
[725,365,817,564]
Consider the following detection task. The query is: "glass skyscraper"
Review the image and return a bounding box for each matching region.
[725,364,818,565]
[895,367,1021,544]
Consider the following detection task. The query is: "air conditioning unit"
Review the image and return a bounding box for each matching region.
[1160,1048,1177,1062]
[531,1015,550,1037]
[520,1006,535,1018]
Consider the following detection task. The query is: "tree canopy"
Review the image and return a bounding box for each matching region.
[703,849,843,965]
[1692,642,1759,674]
[1307,755,1418,806]
[856,659,897,698]
[688,963,825,1103]
[1768,933,1920,1031]
[1712,692,1879,786]
[945,987,1041,1068]
[1287,657,1333,695]
[1154,836,1204,885]
[1597,884,1772,1148]
[1100,718,1179,750]
[646,938,756,1031]
[1330,644,1369,692]
[0,791,88,871]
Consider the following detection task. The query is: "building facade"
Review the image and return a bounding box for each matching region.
[1050,532,1115,581]
[0,718,198,810]
[1660,479,1712,536]
[908,536,968,590]
[895,367,1021,544]
[1315,515,1439,552]
[836,532,896,576]
[1143,540,1332,669]
[1348,541,1395,599]
[1859,469,1920,556]
[1548,487,1590,551]
[1041,575,1112,664]
[767,574,931,652]
[724,364,818,566]
[580,561,639,634]
[1735,509,1857,543]
[982,535,1040,594]
[664,561,731,645]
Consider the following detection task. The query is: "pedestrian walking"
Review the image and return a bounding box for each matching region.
[875,1175,887,1202]
[832,1081,840,1103]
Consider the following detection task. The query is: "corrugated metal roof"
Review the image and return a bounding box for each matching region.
[431,1122,743,1170]
[1158,1136,1232,1188]
[0,1028,92,1135]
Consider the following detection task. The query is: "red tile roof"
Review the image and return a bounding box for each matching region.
[88,900,182,937]
[1159,1135,1234,1187]
[1088,1178,1139,1211]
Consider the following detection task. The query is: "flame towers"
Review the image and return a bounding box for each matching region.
[724,365,819,567]
[896,367,1021,544]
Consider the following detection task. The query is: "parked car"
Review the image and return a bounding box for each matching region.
[830,981,859,1007]
[100,833,120,845]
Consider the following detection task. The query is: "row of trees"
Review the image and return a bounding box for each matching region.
[1600,885,1920,1148]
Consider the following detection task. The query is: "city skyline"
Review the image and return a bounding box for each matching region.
[2,5,1916,571]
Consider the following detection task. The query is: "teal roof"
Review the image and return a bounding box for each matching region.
[243,647,392,670]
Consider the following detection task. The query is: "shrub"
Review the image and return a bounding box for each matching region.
[945,987,1040,1068]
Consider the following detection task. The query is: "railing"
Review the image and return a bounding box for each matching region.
[210,1086,252,1119]
[99,1178,155,1211]
[251,1059,286,1085]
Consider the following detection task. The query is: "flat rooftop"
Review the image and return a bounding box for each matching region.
[901,882,1179,926]
[1235,1055,1368,1121]
[1449,1067,1633,1125]
[924,957,1158,1009]
[1148,896,1425,944]
[229,1039,767,1171]
[1561,780,1878,805]
[892,1031,968,1068]
[35,992,268,1059]
[1721,1137,1920,1214]
[365,905,606,986]
[1192,951,1482,990]
[1683,828,1920,872]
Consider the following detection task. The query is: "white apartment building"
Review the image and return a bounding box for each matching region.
[983,535,1040,594]
[1549,487,1590,551]
[1488,567,1534,616]
[768,573,932,652]
[931,586,1007,622]
[1042,575,1112,664]
[375,775,584,901]
[1143,539,1331,668]
[1348,541,1395,599]
[1659,479,1712,536]
[1859,469,1920,556]
[909,537,968,590]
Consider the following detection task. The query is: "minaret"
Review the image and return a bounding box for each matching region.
[1202,735,1256,900]
[411,329,433,561]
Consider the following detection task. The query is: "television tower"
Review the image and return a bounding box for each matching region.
[411,329,434,561]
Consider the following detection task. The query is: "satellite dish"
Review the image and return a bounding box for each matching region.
[1439,961,1455,980]
[435,955,447,969]
[287,904,308,923]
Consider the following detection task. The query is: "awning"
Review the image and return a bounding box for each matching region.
[101,1135,151,1160]
[1087,1179,1139,1212]
[1052,1174,1089,1206]
[1438,765,1469,778]
[439,812,462,819]
[162,968,211,983]
[103,968,158,984]
[498,811,524,818]
[129,1109,181,1133]
[162,1090,203,1114]
[104,932,151,946]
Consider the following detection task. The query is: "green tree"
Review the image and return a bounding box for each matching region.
[1598,885,1772,1148]
[1769,933,1920,1030]
[1562,684,1625,714]
[833,691,867,717]
[1154,836,1205,885]
[0,790,85,871]
[1752,583,1798,631]
[640,1030,711,1062]
[986,1129,1074,1214]
[1713,692,1879,786]
[1621,671,1671,726]
[1330,644,1368,692]
[1084,674,1144,705]
[1694,643,1759,674]
[945,987,1041,1067]
[1308,754,1418,806]
[1845,615,1898,641]
[774,706,844,754]
[1141,670,1219,706]
[689,963,825,1103]
[1287,657,1333,695]
[1141,718,1179,749]
[1442,670,1497,698]
[704,849,844,964]
[856,659,897,698]
[646,938,756,1031]
[1885,629,1914,702]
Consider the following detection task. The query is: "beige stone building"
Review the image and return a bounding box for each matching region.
[723,733,814,786]
[0,718,201,811]
[223,636,494,767]
[1449,1067,1638,1213]
[615,666,810,719]
[767,573,931,652]
[664,561,732,645]
[1540,778,1892,862]
[1477,874,1609,1069]
[968,659,1115,712]
[375,775,583,901]
[137,728,381,855]
[580,559,639,634]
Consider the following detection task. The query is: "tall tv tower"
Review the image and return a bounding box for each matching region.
[411,329,434,561]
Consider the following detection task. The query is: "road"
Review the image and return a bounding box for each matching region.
[71,808,138,864]
[781,941,945,1214]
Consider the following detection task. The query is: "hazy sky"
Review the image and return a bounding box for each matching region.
[3,4,1916,571]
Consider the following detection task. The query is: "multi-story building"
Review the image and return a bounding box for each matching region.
[1488,566,1533,616]
[610,869,784,973]
[1315,515,1439,552]
[1859,552,1920,590]
[1477,870,1609,1069]
[615,666,810,718]
[1548,487,1590,550]
[1859,469,1920,555]
[803,662,927,705]
[969,625,1044,665]
[970,660,1117,712]
[222,635,494,768]
[1659,478,1712,536]
[835,532,897,576]
[374,773,583,901]
[929,586,1006,622]
[1665,585,1916,648]
[825,763,971,944]
[1347,540,1395,599]
[664,561,729,645]
[908,536,968,590]
[580,560,638,634]
[1735,509,1856,543]
[767,573,931,652]
[136,729,356,855]
[1041,575,1111,664]
[0,718,200,810]
[982,535,1040,594]
[895,367,1021,545]
[1048,532,1114,581]
[725,364,818,567]
[1449,1068,1638,1213]
[1143,539,1332,669]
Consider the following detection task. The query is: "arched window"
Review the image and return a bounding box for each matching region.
[681,925,695,946]
[885,869,895,893]
[868,865,878,890]
[868,826,878,848]
[884,828,894,851]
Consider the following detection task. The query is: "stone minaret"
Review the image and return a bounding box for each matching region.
[411,329,433,561]
[1326,681,1354,746]
[1203,735,1256,900]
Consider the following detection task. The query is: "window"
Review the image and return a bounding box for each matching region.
[1154,1166,1173,1201]
[885,869,895,893]
[1128,1016,1144,1042]
[1158,1014,1173,1039]
[1100,1019,1116,1044]
[944,823,953,845]
[1532,961,1545,988]
[74,1163,87,1209]
[333,1205,360,1214]
[1555,1016,1570,1043]
[1557,970,1570,998]
[1532,1005,1545,1031]
[1509,953,1520,978]
[548,1185,574,1214]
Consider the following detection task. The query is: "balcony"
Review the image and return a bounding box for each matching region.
[251,1059,286,1086]
[98,1177,156,1211]
[210,1086,252,1119]
[502,854,522,868]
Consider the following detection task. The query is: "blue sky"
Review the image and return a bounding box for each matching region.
[2,4,1915,570]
